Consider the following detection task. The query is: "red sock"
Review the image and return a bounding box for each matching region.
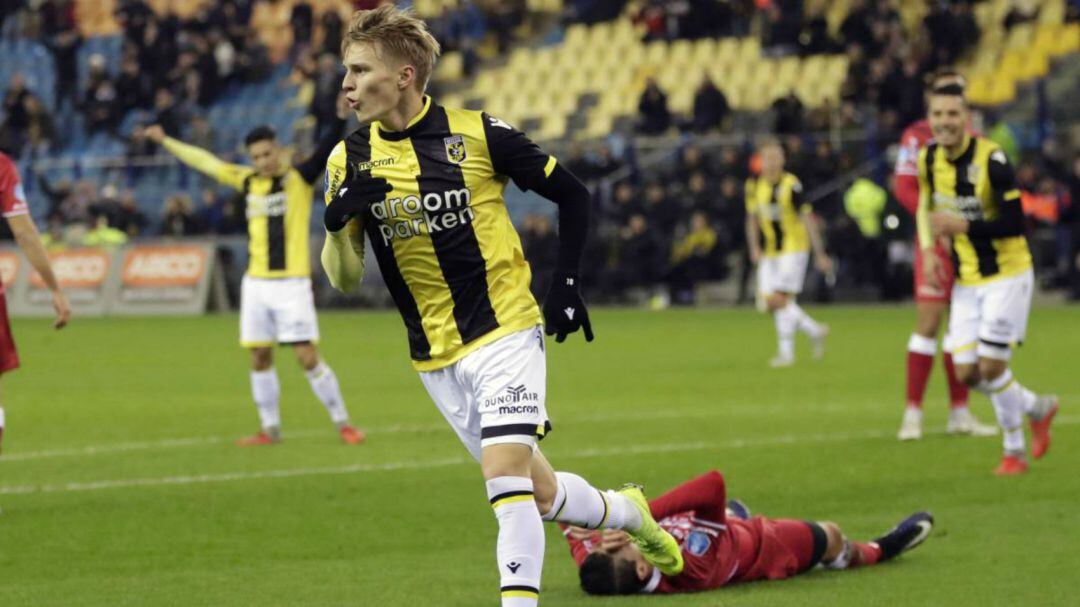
[906,351,934,408]
[942,352,969,409]
[851,542,882,568]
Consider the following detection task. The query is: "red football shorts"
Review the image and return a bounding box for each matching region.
[734,518,827,583]
[0,290,20,373]
[913,242,955,304]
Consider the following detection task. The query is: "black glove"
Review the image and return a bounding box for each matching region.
[324,165,393,232]
[543,272,594,343]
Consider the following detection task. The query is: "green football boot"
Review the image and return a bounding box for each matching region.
[617,483,684,576]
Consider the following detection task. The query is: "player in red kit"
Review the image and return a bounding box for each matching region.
[562,470,932,596]
[0,151,71,454]
[894,70,996,441]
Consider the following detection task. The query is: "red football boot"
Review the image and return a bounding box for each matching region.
[340,425,366,445]
[236,431,277,446]
[993,454,1028,476]
[1030,399,1059,460]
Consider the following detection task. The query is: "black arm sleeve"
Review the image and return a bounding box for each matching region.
[529,163,591,275]
[295,117,346,184]
[481,112,551,191]
[968,151,1025,239]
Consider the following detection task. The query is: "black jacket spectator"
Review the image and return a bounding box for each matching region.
[691,77,729,133]
[637,78,671,135]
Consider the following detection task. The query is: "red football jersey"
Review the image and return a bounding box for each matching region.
[893,120,934,216]
[0,153,30,219]
[562,471,820,594]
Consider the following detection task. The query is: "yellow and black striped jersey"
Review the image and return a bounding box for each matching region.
[323,96,551,371]
[162,137,334,279]
[745,172,809,256]
[916,136,1031,286]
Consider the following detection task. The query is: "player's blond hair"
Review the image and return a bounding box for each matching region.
[342,5,441,93]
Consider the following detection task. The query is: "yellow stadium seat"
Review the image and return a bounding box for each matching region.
[537,114,567,141]
[735,37,761,64]
[563,24,589,50]
[1057,23,1080,54]
[1005,24,1034,49]
[434,52,463,82]
[715,39,738,64]
[965,75,993,106]
[585,112,614,139]
[1038,0,1065,25]
[692,39,716,64]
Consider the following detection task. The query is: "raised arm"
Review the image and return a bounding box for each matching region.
[295,116,347,184]
[145,125,251,191]
[648,470,728,524]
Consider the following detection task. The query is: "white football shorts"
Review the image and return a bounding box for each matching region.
[420,325,550,461]
[946,270,1033,364]
[239,275,320,347]
[758,251,809,295]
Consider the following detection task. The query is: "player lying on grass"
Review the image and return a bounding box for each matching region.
[561,470,933,595]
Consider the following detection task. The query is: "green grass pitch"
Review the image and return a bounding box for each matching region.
[0,306,1076,606]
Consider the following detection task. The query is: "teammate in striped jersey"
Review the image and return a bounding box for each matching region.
[145,120,365,447]
[745,140,830,368]
[894,69,996,441]
[320,7,682,605]
[918,85,1059,475]
[563,470,933,595]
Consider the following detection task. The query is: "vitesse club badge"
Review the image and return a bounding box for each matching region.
[444,135,466,164]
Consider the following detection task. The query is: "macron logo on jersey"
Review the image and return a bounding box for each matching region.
[488,116,512,130]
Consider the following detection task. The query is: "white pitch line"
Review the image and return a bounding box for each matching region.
[0,405,850,463]
[2,416,1075,496]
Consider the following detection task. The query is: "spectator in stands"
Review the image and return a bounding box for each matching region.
[152,88,183,137]
[318,8,344,56]
[116,55,154,113]
[196,188,228,235]
[34,170,71,219]
[643,181,679,240]
[798,5,834,55]
[839,0,875,53]
[209,28,236,83]
[114,0,154,46]
[114,189,147,237]
[1,73,31,150]
[236,29,272,83]
[22,93,55,155]
[610,213,666,297]
[40,214,68,251]
[637,78,671,135]
[84,213,129,248]
[673,144,712,184]
[668,211,720,305]
[160,194,200,237]
[82,54,120,134]
[764,3,801,55]
[717,146,748,182]
[771,90,804,135]
[290,1,314,51]
[311,53,345,140]
[41,0,81,111]
[608,181,643,227]
[691,76,729,134]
